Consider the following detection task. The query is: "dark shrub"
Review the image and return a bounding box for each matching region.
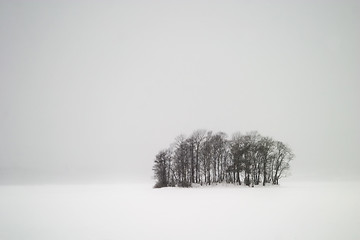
[153,182,167,188]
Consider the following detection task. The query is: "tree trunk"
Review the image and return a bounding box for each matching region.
[190,145,194,183]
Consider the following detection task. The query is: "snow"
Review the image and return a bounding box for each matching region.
[0,181,359,240]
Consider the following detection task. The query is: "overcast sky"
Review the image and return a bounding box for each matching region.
[0,0,359,184]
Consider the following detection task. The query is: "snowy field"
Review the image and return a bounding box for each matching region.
[0,181,359,240]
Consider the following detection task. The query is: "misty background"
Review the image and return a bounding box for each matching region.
[0,0,359,184]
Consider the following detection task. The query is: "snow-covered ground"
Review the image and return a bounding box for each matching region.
[0,181,359,240]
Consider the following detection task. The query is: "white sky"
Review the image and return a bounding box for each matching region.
[0,0,359,183]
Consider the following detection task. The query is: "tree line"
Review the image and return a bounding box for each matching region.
[153,130,294,188]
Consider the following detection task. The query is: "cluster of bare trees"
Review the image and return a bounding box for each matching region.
[153,130,294,188]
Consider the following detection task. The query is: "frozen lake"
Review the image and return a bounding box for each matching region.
[0,181,359,240]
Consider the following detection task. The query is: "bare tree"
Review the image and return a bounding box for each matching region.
[257,136,274,186]
[190,130,206,184]
[173,135,191,187]
[211,132,228,183]
[272,141,294,184]
[153,150,171,188]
